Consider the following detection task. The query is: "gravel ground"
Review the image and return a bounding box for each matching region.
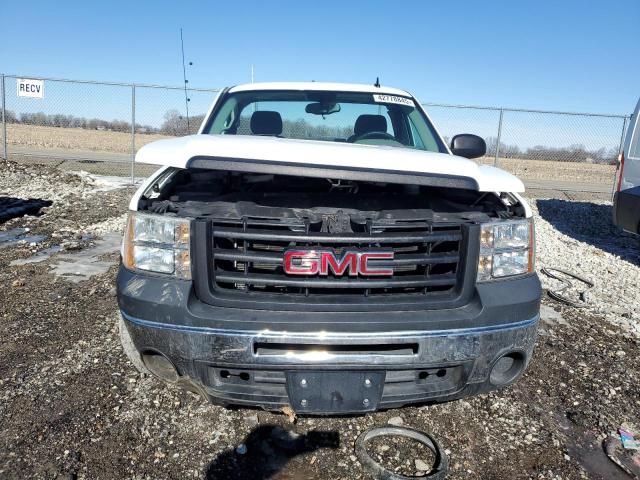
[1,160,639,480]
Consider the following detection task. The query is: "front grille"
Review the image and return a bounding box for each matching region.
[209,217,465,300]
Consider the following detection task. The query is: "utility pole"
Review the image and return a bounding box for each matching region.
[180,28,191,134]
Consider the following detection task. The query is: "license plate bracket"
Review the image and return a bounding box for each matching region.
[286,371,385,414]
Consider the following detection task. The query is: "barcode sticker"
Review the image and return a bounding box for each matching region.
[373,94,415,107]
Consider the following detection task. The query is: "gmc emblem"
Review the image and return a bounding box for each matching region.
[283,249,394,276]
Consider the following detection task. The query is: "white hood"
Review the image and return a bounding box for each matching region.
[136,135,524,193]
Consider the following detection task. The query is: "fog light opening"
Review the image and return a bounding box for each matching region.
[490,352,525,386]
[218,369,251,382]
[141,351,179,383]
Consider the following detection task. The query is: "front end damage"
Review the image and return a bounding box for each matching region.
[117,158,540,414]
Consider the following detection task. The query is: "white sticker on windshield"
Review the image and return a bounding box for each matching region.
[373,94,415,107]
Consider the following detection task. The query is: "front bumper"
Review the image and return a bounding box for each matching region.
[122,312,538,412]
[117,267,541,413]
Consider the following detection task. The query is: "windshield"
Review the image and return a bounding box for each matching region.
[203,90,447,153]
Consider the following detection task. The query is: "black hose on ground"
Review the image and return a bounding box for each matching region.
[541,267,595,308]
[354,426,449,479]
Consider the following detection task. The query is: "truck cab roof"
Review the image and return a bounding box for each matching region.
[228,82,413,97]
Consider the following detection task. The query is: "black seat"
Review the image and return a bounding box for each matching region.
[250,111,283,136]
[348,114,388,142]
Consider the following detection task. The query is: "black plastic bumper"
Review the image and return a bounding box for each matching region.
[117,266,541,413]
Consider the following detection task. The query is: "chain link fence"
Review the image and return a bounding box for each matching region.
[0,73,631,192]
[0,74,218,180]
[425,103,629,192]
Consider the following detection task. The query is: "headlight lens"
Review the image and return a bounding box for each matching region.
[477,219,534,281]
[122,212,191,279]
[133,245,175,273]
[493,221,530,249]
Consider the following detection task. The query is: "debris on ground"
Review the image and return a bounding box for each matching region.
[619,427,640,450]
[354,426,448,480]
[541,267,594,307]
[387,416,404,427]
[1,161,639,479]
[281,405,297,424]
[0,197,53,223]
[603,434,640,479]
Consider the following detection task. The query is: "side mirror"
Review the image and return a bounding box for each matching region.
[450,134,486,159]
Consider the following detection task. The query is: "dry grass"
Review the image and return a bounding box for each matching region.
[7,124,170,154]
[480,156,616,185]
[6,124,617,185]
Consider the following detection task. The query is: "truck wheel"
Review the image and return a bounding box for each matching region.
[118,313,151,375]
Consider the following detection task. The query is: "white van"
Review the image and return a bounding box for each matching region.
[614,98,640,235]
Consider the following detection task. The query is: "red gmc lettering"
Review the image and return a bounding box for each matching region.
[320,252,358,276]
[283,250,319,275]
[283,250,393,276]
[359,252,394,276]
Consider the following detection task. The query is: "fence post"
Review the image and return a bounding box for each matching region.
[1,74,6,161]
[611,115,629,198]
[131,84,136,185]
[617,116,628,156]
[494,108,503,167]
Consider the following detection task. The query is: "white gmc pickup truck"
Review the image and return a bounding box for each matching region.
[117,82,541,414]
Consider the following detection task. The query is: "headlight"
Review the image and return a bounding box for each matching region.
[477,218,534,281]
[122,212,191,279]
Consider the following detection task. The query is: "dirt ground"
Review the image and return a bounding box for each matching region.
[1,160,639,480]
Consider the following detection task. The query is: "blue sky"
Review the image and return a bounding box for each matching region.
[1,0,638,115]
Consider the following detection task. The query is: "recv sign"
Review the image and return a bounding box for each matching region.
[17,78,45,98]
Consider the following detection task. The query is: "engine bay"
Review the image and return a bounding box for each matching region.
[138,168,525,229]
